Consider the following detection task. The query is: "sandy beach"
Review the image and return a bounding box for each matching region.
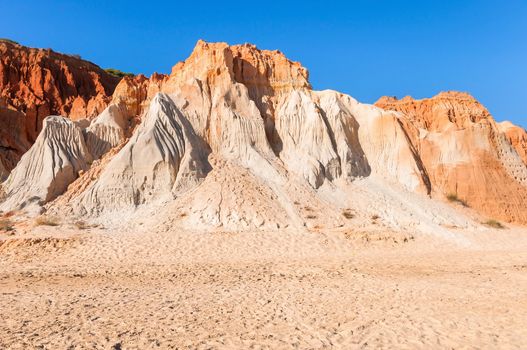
[1,225,526,349]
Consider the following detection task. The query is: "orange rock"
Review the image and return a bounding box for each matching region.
[0,40,120,170]
[376,92,527,224]
[108,40,310,125]
[498,121,527,166]
[165,40,309,103]
[111,73,167,122]
[376,92,491,131]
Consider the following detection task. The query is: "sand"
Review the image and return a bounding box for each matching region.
[1,225,527,349]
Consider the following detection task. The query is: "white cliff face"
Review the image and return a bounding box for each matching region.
[271,89,430,193]
[71,93,208,216]
[158,40,432,195]
[0,116,91,213]
[314,91,370,180]
[84,104,127,160]
[275,90,341,188]
[347,101,431,194]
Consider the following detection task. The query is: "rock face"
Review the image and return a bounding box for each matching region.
[46,41,437,226]
[376,93,527,224]
[498,121,527,166]
[0,116,91,213]
[71,93,208,215]
[111,73,167,120]
[376,92,491,130]
[84,104,127,160]
[0,105,31,171]
[158,41,430,193]
[0,40,120,171]
[2,40,526,230]
[0,155,6,180]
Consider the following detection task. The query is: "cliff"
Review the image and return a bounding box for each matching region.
[2,40,526,230]
[0,40,120,170]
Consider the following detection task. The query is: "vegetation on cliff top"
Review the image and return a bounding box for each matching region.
[0,38,20,45]
[105,68,134,78]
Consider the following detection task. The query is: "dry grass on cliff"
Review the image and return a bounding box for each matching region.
[74,221,89,230]
[341,209,355,219]
[34,216,60,227]
[0,218,14,232]
[446,193,468,207]
[484,219,505,229]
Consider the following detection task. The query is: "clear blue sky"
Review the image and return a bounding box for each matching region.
[1,0,525,128]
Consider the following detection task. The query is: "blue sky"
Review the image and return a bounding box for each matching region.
[1,0,525,128]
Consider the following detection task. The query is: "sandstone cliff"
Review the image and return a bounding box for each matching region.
[498,121,527,166]
[0,40,120,170]
[73,93,208,216]
[42,41,442,228]
[110,73,166,123]
[376,93,527,224]
[2,40,526,231]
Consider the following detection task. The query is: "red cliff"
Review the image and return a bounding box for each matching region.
[0,40,120,170]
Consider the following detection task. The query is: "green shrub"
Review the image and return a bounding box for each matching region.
[105,68,134,78]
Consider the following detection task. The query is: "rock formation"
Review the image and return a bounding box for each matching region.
[0,116,91,214]
[84,104,127,160]
[70,93,208,216]
[0,40,120,170]
[110,73,167,119]
[498,121,527,166]
[376,93,527,223]
[158,41,430,194]
[42,41,446,228]
[1,40,526,230]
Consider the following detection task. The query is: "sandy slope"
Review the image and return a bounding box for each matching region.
[1,224,527,349]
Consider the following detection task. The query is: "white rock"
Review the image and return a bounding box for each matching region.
[276,90,340,188]
[84,104,127,160]
[0,116,92,213]
[72,93,208,215]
